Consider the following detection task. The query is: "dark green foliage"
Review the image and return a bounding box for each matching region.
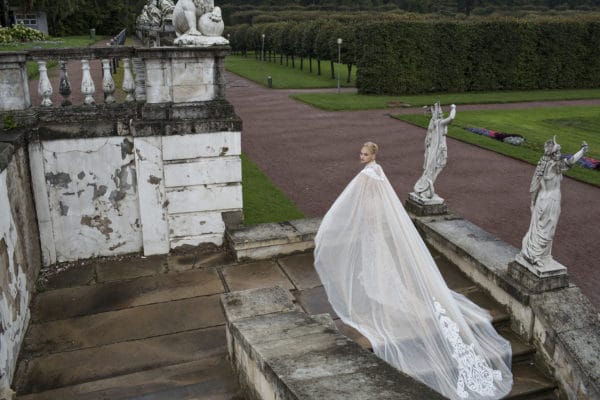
[229,13,600,95]
[356,17,600,94]
[9,0,146,36]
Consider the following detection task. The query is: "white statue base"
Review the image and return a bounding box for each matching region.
[508,253,569,293]
[405,192,448,216]
[174,34,229,47]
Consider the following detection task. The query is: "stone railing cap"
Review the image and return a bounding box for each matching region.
[221,286,298,323]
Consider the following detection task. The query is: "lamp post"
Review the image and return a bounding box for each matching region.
[261,33,265,63]
[337,38,342,94]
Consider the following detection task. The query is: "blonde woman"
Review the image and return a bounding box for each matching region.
[314,142,513,400]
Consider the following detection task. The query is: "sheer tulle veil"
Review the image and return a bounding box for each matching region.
[314,161,513,400]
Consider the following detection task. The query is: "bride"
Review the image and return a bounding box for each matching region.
[314,142,513,400]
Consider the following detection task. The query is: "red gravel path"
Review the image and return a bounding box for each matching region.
[225,72,600,309]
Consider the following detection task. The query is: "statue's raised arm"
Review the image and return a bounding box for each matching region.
[440,104,456,127]
[563,141,589,169]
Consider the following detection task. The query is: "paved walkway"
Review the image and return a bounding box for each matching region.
[224,72,600,308]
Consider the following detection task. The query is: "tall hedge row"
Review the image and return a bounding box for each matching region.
[227,16,600,94]
[356,18,600,94]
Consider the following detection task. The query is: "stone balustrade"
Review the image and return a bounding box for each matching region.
[0,45,229,111]
[1,47,138,110]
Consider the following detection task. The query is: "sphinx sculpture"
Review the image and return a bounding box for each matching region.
[173,0,229,46]
[410,102,456,205]
[517,137,588,271]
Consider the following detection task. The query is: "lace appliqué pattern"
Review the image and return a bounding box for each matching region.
[433,299,503,399]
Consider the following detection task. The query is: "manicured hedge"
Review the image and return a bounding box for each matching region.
[227,15,600,94]
[356,17,600,94]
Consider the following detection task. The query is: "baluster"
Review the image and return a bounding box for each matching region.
[122,58,136,102]
[58,60,72,106]
[81,59,96,105]
[101,59,116,104]
[37,61,52,107]
[132,58,146,102]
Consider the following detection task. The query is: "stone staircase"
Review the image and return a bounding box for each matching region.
[283,251,559,400]
[13,251,243,400]
[13,240,559,399]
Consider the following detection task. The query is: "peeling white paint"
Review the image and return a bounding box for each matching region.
[162,132,240,160]
[164,157,241,187]
[169,211,225,238]
[134,137,170,256]
[0,168,31,393]
[28,129,242,263]
[32,137,143,263]
[166,184,242,214]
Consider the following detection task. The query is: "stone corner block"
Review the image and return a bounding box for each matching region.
[405,196,448,216]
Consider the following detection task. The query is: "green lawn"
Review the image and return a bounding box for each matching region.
[396,106,600,187]
[242,153,304,225]
[226,53,356,89]
[291,89,600,111]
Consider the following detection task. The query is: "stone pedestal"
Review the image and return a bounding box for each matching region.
[0,53,31,111]
[405,192,448,216]
[508,254,569,293]
[136,46,228,104]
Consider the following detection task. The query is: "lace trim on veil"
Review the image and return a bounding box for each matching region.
[433,298,503,399]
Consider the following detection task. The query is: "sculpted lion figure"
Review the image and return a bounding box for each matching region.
[173,0,226,44]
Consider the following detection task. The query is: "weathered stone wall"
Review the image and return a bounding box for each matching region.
[0,138,41,396]
[29,136,143,264]
[29,128,242,265]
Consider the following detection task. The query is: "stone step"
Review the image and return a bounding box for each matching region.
[30,267,225,322]
[23,294,225,358]
[506,361,558,399]
[18,355,241,400]
[14,326,227,395]
[335,319,536,365]
[495,324,536,364]
[226,218,320,261]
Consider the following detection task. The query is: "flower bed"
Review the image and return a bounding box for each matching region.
[465,126,525,145]
[563,154,600,170]
[464,127,599,170]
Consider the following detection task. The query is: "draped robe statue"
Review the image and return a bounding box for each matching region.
[517,137,588,270]
[412,103,456,204]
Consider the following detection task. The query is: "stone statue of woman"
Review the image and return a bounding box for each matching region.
[517,137,588,269]
[412,103,456,204]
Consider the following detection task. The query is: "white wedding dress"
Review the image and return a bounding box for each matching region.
[314,161,513,400]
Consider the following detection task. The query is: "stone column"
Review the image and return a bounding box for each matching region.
[0,53,31,111]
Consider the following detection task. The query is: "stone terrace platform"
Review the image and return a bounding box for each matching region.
[14,244,557,399]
